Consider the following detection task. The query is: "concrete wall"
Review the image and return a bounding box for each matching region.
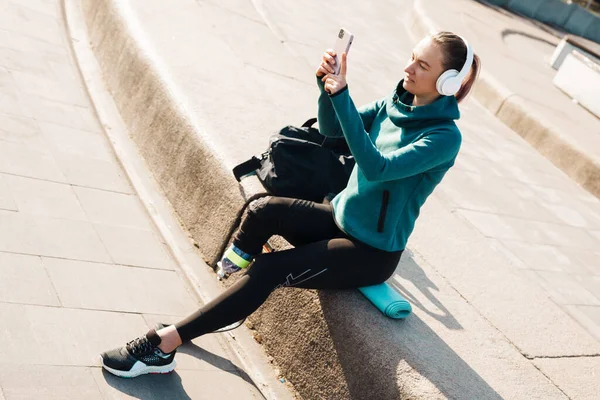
[484,0,600,42]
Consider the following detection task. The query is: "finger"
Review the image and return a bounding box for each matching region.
[322,53,336,66]
[340,52,347,77]
[322,61,335,74]
[326,49,336,57]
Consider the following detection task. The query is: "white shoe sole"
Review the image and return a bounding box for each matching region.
[102,359,177,378]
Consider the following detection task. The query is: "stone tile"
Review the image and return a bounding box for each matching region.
[0,68,28,117]
[0,113,47,152]
[91,368,262,400]
[47,59,83,88]
[76,106,103,132]
[572,275,600,301]
[53,152,132,194]
[497,240,596,274]
[539,202,597,229]
[0,174,17,211]
[11,70,88,107]
[0,302,148,365]
[563,305,600,341]
[0,251,60,306]
[0,1,64,45]
[73,186,152,230]
[457,209,524,240]
[530,270,600,306]
[0,141,66,182]
[15,0,62,19]
[0,365,103,400]
[535,220,600,250]
[557,247,600,276]
[0,46,54,78]
[439,172,563,224]
[0,210,111,262]
[2,174,87,221]
[93,224,175,270]
[533,357,600,400]
[20,94,101,132]
[573,306,600,330]
[38,121,115,162]
[458,209,600,250]
[43,258,197,315]
[142,314,239,372]
[0,28,67,56]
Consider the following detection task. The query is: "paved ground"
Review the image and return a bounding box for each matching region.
[0,1,265,398]
[1,0,600,398]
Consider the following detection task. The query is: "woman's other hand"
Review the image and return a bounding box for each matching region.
[322,52,348,95]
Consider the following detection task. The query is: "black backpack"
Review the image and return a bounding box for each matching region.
[233,118,355,203]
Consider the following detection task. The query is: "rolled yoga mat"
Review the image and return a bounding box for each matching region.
[358,282,412,319]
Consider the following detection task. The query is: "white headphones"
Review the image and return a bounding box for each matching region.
[435,36,474,96]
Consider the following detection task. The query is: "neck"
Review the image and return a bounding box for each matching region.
[412,93,440,107]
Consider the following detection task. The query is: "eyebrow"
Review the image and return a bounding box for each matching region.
[411,52,431,68]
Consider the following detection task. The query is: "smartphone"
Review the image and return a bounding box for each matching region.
[332,28,354,75]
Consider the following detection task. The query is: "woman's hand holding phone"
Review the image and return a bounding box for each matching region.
[316,50,348,95]
[316,49,337,77]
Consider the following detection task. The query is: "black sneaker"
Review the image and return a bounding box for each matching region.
[101,329,176,378]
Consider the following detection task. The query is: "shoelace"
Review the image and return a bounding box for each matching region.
[126,336,154,356]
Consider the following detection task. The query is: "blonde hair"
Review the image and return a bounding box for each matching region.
[431,31,481,103]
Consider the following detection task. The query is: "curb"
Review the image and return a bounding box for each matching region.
[61,0,297,398]
[407,0,600,199]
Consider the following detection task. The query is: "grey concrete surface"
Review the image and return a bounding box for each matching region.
[71,0,600,398]
[0,0,270,398]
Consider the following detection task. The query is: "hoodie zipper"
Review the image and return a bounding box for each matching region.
[377,190,390,233]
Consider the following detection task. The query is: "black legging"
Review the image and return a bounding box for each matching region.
[175,196,403,341]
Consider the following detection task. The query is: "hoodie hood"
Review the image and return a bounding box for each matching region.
[385,80,460,128]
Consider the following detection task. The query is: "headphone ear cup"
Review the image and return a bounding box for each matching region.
[436,69,460,96]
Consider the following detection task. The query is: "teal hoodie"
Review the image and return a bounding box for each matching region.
[317,77,462,252]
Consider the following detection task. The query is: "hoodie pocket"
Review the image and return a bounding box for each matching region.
[377,190,390,233]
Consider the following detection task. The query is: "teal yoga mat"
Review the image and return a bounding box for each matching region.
[358,282,412,319]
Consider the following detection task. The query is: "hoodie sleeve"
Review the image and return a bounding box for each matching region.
[316,76,384,137]
[329,85,462,182]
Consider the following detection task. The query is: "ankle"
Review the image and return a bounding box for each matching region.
[156,325,182,353]
[223,244,253,269]
[158,343,177,354]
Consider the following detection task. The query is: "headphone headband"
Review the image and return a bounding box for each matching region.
[456,36,474,82]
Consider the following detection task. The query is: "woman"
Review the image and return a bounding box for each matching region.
[101,31,481,378]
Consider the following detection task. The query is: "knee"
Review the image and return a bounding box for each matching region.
[246,196,286,220]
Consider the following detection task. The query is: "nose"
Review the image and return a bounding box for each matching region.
[404,60,416,76]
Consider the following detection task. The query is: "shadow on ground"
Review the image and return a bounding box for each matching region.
[319,250,502,399]
[99,341,264,399]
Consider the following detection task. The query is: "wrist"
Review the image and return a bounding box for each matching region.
[329,85,348,98]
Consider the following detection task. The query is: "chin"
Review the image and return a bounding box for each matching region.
[402,80,414,94]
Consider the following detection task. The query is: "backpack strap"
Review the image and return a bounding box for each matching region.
[301,117,317,128]
[232,156,263,182]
